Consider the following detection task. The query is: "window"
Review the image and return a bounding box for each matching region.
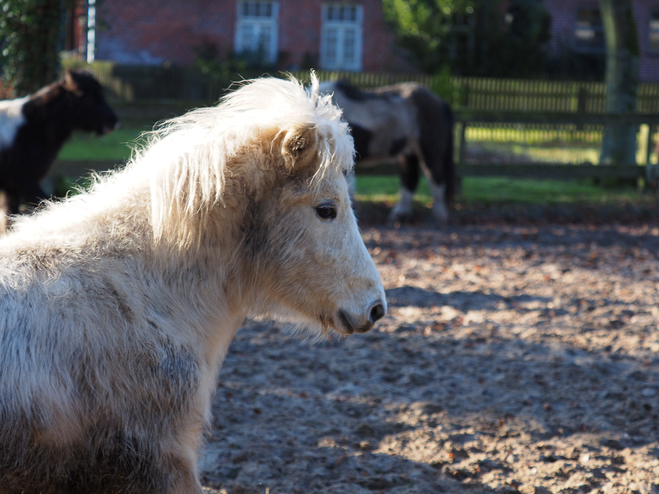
[574,8,604,53]
[650,12,659,52]
[235,1,279,64]
[320,3,363,71]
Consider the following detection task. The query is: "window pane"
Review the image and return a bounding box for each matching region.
[259,25,272,54]
[343,27,356,64]
[321,4,362,70]
[240,1,275,18]
[239,24,254,52]
[576,9,601,24]
[324,3,360,22]
[574,8,604,51]
[651,13,659,51]
[325,27,338,65]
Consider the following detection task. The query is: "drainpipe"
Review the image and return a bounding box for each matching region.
[87,0,96,64]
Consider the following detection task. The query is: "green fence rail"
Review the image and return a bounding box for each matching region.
[52,109,659,185]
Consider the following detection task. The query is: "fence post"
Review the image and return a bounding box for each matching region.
[577,86,587,113]
[461,82,470,109]
[576,85,587,131]
[457,122,468,164]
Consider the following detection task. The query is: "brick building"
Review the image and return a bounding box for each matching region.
[78,0,659,81]
[544,0,659,81]
[90,0,413,73]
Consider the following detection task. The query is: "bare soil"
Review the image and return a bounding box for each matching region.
[201,206,659,494]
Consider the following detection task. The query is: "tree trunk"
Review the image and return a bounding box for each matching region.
[598,0,639,166]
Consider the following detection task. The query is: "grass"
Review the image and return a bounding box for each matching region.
[355,176,651,206]
[58,125,151,162]
[461,177,649,204]
[468,141,601,164]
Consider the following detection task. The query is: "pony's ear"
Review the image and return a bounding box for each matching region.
[63,69,83,96]
[279,124,319,173]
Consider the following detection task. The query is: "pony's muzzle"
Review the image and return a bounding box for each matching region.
[338,300,386,334]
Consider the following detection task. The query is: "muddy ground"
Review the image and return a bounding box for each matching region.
[201,204,659,494]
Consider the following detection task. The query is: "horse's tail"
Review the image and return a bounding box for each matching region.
[413,87,456,206]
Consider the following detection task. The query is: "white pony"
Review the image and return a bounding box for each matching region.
[0,75,386,494]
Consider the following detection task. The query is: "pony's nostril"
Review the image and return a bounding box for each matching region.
[369,303,386,324]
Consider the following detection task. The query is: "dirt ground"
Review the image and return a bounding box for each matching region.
[201,204,659,494]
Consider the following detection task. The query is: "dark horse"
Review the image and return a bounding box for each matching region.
[319,80,455,222]
[0,70,118,217]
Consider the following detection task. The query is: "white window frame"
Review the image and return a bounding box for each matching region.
[650,12,659,53]
[235,1,279,64]
[573,7,605,53]
[320,3,363,71]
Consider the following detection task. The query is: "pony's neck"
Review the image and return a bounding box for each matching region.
[151,211,255,370]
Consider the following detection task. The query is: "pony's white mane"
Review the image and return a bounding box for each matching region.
[8,74,353,249]
[139,74,352,246]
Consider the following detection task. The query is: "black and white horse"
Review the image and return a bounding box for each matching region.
[319,80,455,223]
[0,70,118,217]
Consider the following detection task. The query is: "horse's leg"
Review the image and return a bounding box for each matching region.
[4,185,22,216]
[429,182,449,223]
[17,180,47,213]
[419,147,451,224]
[20,181,47,205]
[421,104,455,224]
[390,153,420,223]
[169,465,203,494]
[165,417,205,494]
[1,186,23,232]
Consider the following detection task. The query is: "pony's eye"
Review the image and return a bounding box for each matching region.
[315,204,337,220]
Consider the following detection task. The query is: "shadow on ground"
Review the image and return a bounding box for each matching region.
[201,221,659,493]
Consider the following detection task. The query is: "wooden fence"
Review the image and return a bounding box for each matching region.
[454,112,659,185]
[48,65,659,187]
[51,107,659,186]
[84,61,659,113]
